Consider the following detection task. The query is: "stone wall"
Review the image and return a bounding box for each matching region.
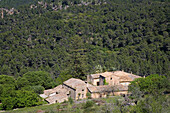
[62,84,76,99]
[75,86,87,100]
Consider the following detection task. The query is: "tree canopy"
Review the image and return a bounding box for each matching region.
[0,0,169,80]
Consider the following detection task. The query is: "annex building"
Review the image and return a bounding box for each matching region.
[40,71,141,104]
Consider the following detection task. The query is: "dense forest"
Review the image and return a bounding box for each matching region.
[0,0,169,111]
[0,0,37,8]
[0,0,169,79]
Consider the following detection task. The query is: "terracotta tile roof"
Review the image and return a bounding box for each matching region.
[63,78,86,89]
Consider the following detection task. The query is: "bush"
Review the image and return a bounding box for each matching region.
[68,97,73,104]
[84,101,94,109]
[132,95,169,113]
[1,90,43,110]
[22,71,55,89]
[0,104,3,110]
[31,85,45,94]
[86,92,91,99]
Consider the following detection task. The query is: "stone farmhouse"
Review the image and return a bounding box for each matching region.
[40,71,141,104]
[87,71,140,86]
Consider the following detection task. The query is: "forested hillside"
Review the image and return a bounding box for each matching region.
[0,0,37,8]
[0,0,169,80]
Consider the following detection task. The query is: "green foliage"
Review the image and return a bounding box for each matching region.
[55,71,72,86]
[83,100,96,112]
[0,0,169,79]
[0,104,3,110]
[68,97,73,104]
[128,74,170,113]
[31,85,45,94]
[129,74,167,96]
[86,92,91,99]
[1,90,43,110]
[20,71,55,89]
[0,0,169,111]
[0,73,48,110]
[104,79,109,85]
[0,75,16,102]
[83,101,94,109]
[16,77,30,89]
[133,95,170,113]
[0,75,16,87]
[0,0,37,8]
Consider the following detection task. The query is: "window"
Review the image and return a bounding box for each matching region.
[110,78,112,80]
[97,82,99,86]
[82,89,84,91]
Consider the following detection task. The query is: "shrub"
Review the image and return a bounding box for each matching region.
[86,92,91,99]
[84,101,94,109]
[1,90,43,110]
[68,97,73,104]
[31,85,45,94]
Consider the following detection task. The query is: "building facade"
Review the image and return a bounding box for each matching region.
[63,78,88,100]
[40,71,141,104]
[87,71,141,87]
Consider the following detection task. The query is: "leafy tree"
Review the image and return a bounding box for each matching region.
[129,74,167,97]
[30,85,45,94]
[55,71,72,86]
[0,75,16,87]
[1,90,43,110]
[21,71,55,89]
[0,0,169,77]
[133,95,170,113]
[66,35,89,79]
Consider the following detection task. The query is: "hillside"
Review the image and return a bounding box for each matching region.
[0,0,169,79]
[0,0,170,111]
[0,0,37,8]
